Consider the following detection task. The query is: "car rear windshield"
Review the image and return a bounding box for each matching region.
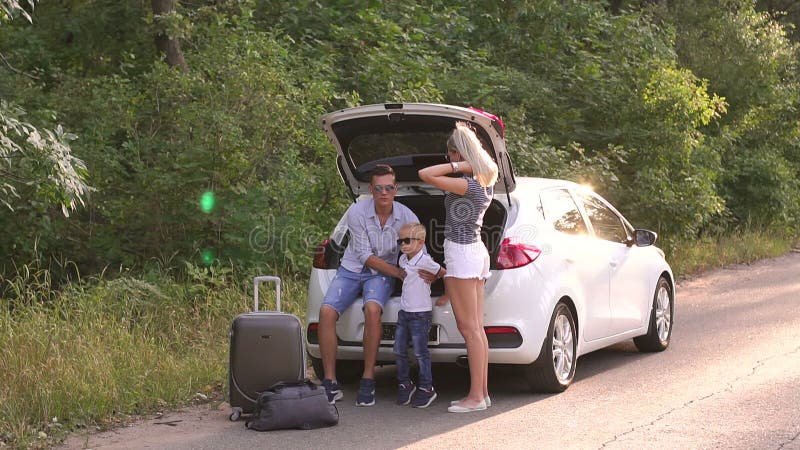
[332,114,496,182]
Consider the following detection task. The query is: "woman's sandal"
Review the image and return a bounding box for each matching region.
[447,399,487,413]
[450,396,491,407]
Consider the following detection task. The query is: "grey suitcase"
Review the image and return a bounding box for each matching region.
[228,276,305,421]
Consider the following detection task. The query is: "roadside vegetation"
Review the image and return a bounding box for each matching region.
[0,264,310,448]
[666,228,799,278]
[1,0,799,447]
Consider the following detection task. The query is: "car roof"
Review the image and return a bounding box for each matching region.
[512,177,585,193]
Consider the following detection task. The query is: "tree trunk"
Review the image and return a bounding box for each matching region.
[151,0,187,71]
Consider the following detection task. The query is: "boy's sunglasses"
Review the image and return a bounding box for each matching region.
[396,237,422,245]
[372,184,397,193]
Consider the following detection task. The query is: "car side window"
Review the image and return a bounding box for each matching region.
[540,189,589,235]
[578,193,629,244]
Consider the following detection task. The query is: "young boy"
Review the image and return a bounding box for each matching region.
[393,222,445,408]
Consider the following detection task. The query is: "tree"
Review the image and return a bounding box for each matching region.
[0,0,90,216]
[151,0,187,70]
[0,0,33,23]
[0,101,89,216]
[757,0,800,41]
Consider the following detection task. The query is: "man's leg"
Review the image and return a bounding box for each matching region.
[319,268,361,403]
[362,301,382,379]
[356,274,393,406]
[361,274,394,379]
[318,304,340,381]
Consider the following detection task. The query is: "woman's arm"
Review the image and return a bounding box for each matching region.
[418,161,472,195]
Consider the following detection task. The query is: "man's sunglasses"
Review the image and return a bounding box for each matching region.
[396,237,422,245]
[372,184,397,193]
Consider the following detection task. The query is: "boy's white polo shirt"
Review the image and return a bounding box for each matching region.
[399,251,441,312]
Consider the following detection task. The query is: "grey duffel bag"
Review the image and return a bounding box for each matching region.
[245,380,339,431]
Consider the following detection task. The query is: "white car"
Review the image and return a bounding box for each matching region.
[306,103,674,392]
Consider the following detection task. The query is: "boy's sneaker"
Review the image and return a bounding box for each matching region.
[396,382,416,406]
[411,386,437,408]
[322,379,343,404]
[356,378,376,406]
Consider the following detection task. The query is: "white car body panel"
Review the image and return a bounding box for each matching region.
[306,177,674,366]
[306,103,674,380]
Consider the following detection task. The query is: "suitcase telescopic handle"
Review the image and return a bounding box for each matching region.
[253,276,281,312]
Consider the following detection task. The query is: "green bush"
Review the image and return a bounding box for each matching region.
[3,0,799,272]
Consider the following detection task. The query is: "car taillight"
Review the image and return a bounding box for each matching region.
[307,323,319,344]
[484,326,519,335]
[496,238,541,269]
[312,239,330,269]
[484,326,522,348]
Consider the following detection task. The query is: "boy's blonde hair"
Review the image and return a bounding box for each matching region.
[399,222,426,240]
[447,121,499,187]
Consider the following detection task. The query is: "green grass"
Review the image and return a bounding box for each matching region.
[664,228,798,279]
[0,230,798,448]
[0,265,309,449]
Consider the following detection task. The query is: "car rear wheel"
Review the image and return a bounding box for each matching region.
[309,356,362,383]
[524,301,577,393]
[633,276,673,352]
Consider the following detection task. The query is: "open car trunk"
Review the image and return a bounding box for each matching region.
[321,103,516,198]
[321,195,508,297]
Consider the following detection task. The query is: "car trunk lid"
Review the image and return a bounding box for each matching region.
[321,103,516,197]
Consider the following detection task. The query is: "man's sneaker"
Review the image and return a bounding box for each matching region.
[396,382,416,406]
[411,386,437,408]
[356,378,376,406]
[322,379,343,404]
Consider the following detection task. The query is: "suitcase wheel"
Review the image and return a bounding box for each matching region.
[229,407,242,421]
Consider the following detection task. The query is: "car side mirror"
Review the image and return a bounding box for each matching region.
[632,229,657,247]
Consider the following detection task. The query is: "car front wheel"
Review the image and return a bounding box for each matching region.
[633,276,673,352]
[524,301,577,393]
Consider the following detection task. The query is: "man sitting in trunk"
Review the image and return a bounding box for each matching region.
[317,164,419,407]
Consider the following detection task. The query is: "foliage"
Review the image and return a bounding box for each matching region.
[663,225,796,278]
[0,0,797,276]
[0,0,34,23]
[0,264,310,448]
[660,0,800,228]
[0,0,90,220]
[0,100,90,215]
[2,6,350,272]
[757,0,800,41]
[2,0,800,445]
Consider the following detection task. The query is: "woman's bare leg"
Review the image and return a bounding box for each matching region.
[476,279,489,400]
[449,277,485,407]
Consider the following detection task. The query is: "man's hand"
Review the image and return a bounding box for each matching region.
[419,267,444,284]
[435,292,450,306]
[365,255,406,280]
[418,269,438,284]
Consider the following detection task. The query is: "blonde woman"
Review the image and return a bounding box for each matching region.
[418,121,498,413]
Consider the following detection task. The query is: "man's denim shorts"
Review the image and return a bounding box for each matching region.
[322,266,395,315]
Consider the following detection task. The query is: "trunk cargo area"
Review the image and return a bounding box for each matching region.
[327,195,508,297]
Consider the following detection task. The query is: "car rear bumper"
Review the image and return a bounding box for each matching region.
[306,265,553,366]
[305,342,542,365]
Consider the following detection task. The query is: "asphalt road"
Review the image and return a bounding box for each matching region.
[61,251,800,450]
